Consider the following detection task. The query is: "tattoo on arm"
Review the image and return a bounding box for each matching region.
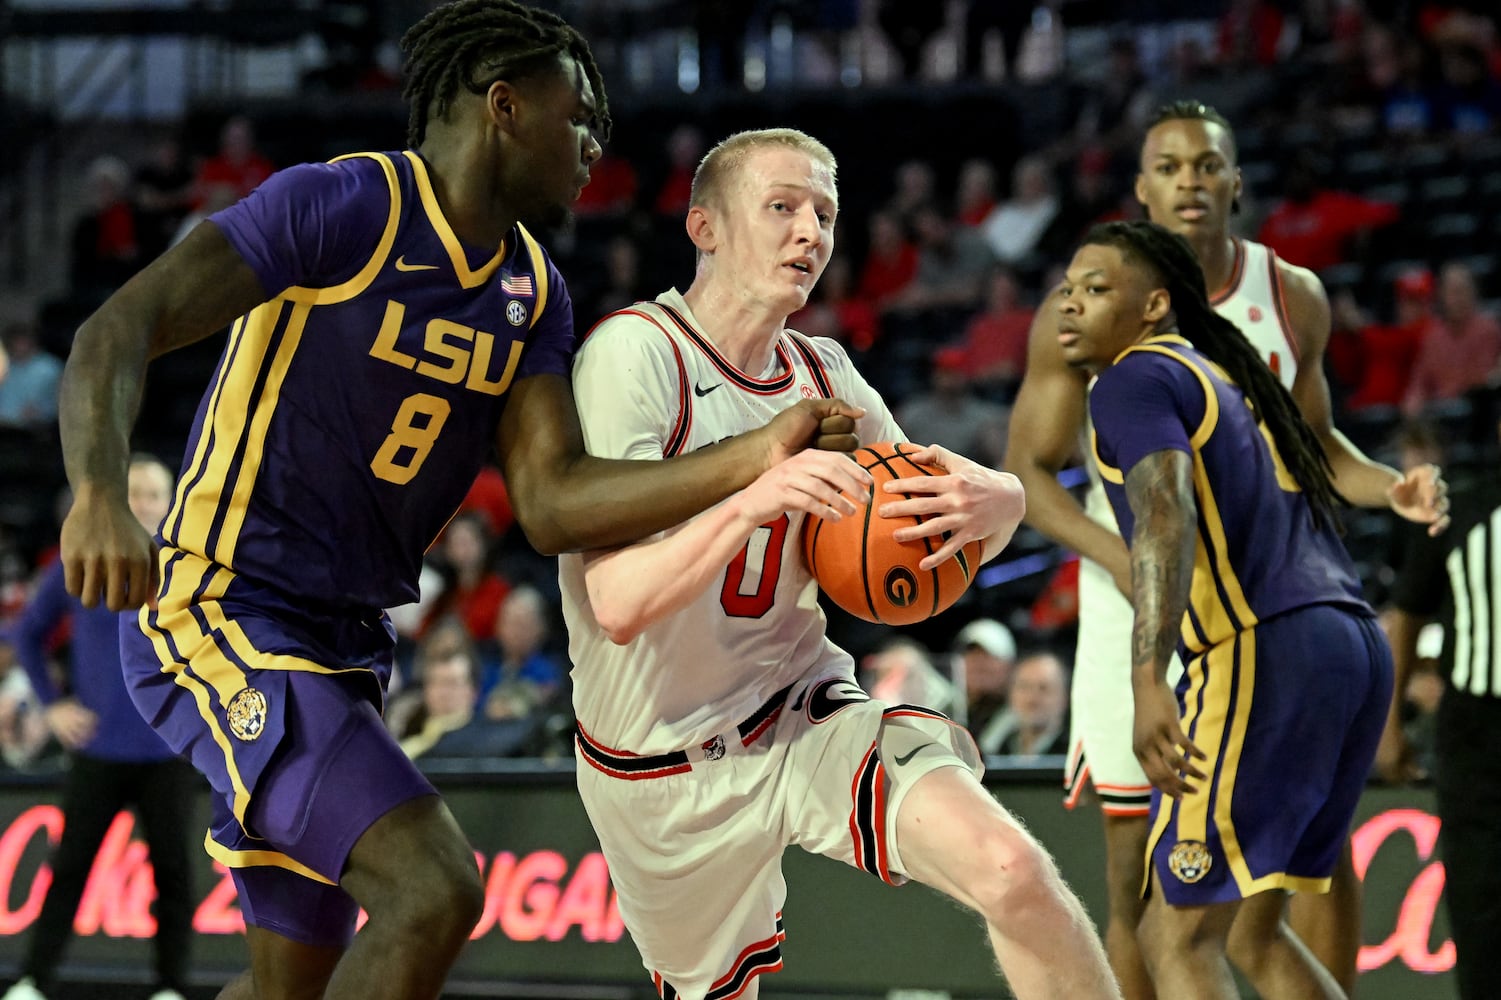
[1124,450,1198,683]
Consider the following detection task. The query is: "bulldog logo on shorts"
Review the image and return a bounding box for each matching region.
[701,735,726,761]
[226,688,268,742]
[1168,840,1213,884]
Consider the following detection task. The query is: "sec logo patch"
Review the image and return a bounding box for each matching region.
[1168,840,1213,883]
[226,687,268,742]
[506,299,529,327]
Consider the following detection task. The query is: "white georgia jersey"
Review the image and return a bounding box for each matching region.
[1082,237,1302,528]
[560,289,903,754]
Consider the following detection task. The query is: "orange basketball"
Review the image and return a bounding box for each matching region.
[801,441,984,626]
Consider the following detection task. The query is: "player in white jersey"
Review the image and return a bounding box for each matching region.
[562,128,1121,1000]
[1005,101,1448,1000]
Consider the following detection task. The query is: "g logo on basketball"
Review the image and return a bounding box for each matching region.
[1168,840,1213,883]
[506,300,529,327]
[883,567,918,608]
[226,688,268,742]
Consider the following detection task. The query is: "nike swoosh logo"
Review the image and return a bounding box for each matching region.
[394,256,439,272]
[693,382,721,397]
[893,742,935,767]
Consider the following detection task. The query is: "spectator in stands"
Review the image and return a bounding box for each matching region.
[951,618,1017,752]
[789,255,880,355]
[1037,144,1121,263]
[857,210,918,311]
[897,346,1009,468]
[1327,270,1432,411]
[863,637,957,714]
[192,115,273,206]
[992,651,1070,758]
[133,137,196,259]
[572,148,637,218]
[1217,0,1288,68]
[884,205,995,319]
[694,0,754,90]
[979,155,1059,270]
[1062,36,1156,159]
[1404,261,1501,415]
[0,320,62,429]
[1371,31,1438,135]
[69,156,143,297]
[652,124,704,219]
[959,267,1034,393]
[1431,39,1501,134]
[481,585,563,721]
[955,158,998,227]
[882,159,937,232]
[1255,150,1399,272]
[396,634,482,759]
[420,510,511,643]
[582,235,651,324]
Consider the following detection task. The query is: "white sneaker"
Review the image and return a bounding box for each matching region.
[147,991,186,1000]
[2,978,47,1000]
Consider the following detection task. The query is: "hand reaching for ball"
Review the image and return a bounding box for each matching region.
[878,444,1026,570]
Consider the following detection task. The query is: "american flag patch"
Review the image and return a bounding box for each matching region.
[501,274,534,296]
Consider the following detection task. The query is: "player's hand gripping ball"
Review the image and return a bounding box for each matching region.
[801,441,983,626]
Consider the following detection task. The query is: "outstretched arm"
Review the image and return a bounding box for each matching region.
[583,450,872,644]
[1003,291,1131,592]
[1282,263,1449,534]
[498,375,863,555]
[59,222,268,610]
[877,444,1027,569]
[1123,449,1207,799]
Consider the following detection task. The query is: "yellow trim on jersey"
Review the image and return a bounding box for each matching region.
[1141,645,1210,896]
[195,595,378,678]
[1191,457,1257,632]
[204,832,336,884]
[404,150,505,289]
[516,223,550,328]
[140,552,255,825]
[1090,428,1124,485]
[215,302,312,567]
[168,314,246,540]
[173,300,286,560]
[1176,640,1236,843]
[282,152,402,306]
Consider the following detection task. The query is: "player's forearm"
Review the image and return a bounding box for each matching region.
[1125,455,1197,685]
[583,500,760,644]
[1012,460,1130,579]
[59,307,152,498]
[1321,426,1400,509]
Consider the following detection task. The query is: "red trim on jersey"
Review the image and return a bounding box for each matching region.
[1266,249,1302,367]
[1208,238,1246,306]
[574,723,693,780]
[609,307,694,458]
[657,303,797,395]
[706,926,787,1000]
[785,331,836,397]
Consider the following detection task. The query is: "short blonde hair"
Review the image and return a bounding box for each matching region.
[690,128,838,212]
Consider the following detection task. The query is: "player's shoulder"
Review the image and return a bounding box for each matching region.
[783,327,856,370]
[578,298,684,357]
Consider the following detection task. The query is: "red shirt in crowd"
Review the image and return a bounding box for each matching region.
[1257,191,1399,273]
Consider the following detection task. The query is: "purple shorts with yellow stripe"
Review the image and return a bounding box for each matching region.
[1146,603,1392,906]
[120,547,437,946]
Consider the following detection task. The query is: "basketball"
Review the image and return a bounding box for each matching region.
[801,441,984,626]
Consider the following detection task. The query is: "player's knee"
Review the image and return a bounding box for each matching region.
[964,826,1060,927]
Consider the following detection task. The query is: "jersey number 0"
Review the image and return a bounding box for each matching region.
[721,514,789,618]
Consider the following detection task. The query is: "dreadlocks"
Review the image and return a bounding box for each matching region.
[1085,220,1346,530]
[1146,99,1237,160]
[400,0,611,148]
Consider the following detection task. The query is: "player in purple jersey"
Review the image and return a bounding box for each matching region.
[52,3,862,998]
[1059,221,1392,1000]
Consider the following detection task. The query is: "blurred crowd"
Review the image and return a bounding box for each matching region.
[1,0,1500,775]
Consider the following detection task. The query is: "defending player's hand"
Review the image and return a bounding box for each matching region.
[734,449,873,528]
[761,397,866,465]
[44,699,100,751]
[1388,462,1450,537]
[1132,679,1207,799]
[60,488,158,611]
[879,444,1026,570]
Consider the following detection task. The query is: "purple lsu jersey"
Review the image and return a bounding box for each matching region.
[165,151,572,609]
[1088,334,1370,656]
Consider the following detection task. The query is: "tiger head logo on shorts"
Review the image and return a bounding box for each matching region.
[226,688,269,742]
[1168,840,1213,884]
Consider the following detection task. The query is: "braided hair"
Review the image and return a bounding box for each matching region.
[400,0,611,148]
[1146,100,1236,159]
[1085,220,1346,530]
